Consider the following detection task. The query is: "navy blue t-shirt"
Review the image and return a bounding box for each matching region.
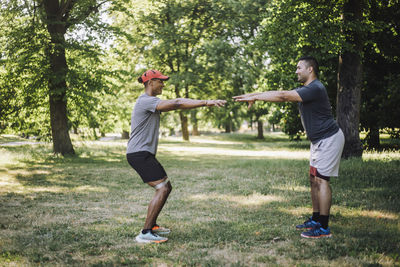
[295,79,339,143]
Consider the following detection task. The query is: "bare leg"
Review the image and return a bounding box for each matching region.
[310,175,320,214]
[316,177,331,216]
[143,177,172,230]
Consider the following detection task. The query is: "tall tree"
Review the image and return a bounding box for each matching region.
[361,0,400,149]
[232,0,270,139]
[43,0,75,154]
[258,0,343,140]
[0,0,113,154]
[336,0,364,158]
[259,0,397,154]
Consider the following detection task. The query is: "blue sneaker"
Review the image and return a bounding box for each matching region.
[296,217,318,230]
[301,223,332,238]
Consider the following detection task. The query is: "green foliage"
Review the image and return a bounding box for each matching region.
[361,0,400,148]
[111,0,273,134]
[0,2,50,136]
[1,0,399,145]
[0,0,117,141]
[258,0,399,145]
[257,0,344,139]
[112,0,225,135]
[280,102,304,141]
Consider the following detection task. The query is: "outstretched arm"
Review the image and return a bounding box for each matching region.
[233,90,302,109]
[156,98,226,112]
[232,92,264,98]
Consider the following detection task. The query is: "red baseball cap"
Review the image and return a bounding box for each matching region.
[140,70,169,83]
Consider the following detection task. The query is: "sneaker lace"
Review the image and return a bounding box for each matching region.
[304,217,312,224]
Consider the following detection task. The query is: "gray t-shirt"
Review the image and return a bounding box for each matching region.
[126,93,162,155]
[295,79,339,143]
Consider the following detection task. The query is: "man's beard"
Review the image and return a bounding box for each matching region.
[298,76,305,83]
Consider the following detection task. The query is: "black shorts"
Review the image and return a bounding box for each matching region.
[127,151,167,183]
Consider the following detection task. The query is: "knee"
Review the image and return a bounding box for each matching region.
[158,181,172,195]
[166,181,172,193]
[310,175,322,188]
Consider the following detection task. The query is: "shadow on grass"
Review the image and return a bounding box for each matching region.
[1,144,129,192]
[164,190,399,264]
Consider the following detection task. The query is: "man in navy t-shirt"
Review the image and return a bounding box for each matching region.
[233,56,344,239]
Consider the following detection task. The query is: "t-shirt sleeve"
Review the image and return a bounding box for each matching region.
[295,84,320,103]
[140,95,162,113]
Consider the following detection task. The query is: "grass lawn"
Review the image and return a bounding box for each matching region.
[1,132,399,266]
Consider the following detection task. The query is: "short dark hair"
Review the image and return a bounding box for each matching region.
[137,76,150,87]
[299,56,319,76]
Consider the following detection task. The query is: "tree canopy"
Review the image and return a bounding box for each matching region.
[1,0,399,156]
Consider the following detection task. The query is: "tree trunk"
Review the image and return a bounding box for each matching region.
[225,120,232,133]
[49,96,74,155]
[121,130,129,139]
[191,110,199,136]
[365,127,380,149]
[173,84,190,141]
[257,120,264,139]
[336,0,364,158]
[179,111,189,141]
[44,0,74,155]
[92,128,98,140]
[192,123,199,136]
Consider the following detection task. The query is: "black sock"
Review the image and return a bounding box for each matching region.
[312,212,320,222]
[142,229,151,234]
[319,215,329,229]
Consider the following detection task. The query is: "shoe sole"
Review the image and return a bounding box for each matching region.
[300,233,332,238]
[135,236,168,243]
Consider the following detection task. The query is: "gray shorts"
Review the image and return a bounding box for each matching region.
[310,129,345,177]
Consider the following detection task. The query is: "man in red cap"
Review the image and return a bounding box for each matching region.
[127,69,226,243]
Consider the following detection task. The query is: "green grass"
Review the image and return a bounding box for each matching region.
[1,133,399,266]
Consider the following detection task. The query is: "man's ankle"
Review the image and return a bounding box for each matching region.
[142,229,152,234]
[312,212,320,222]
[319,215,329,229]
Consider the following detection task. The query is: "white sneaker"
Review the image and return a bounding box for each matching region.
[152,225,171,235]
[135,231,168,243]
